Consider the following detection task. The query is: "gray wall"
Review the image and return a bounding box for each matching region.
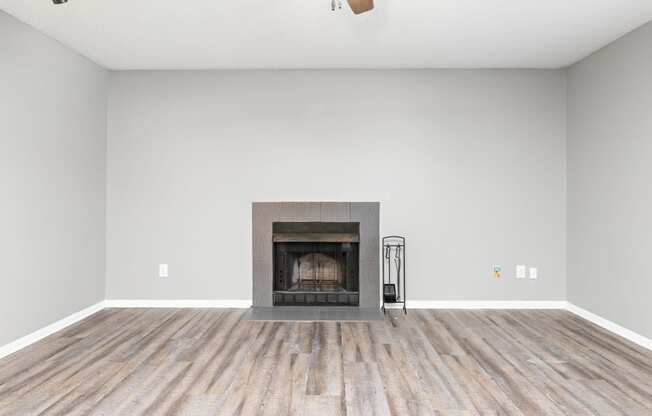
[107,69,567,302]
[0,11,108,346]
[567,21,652,339]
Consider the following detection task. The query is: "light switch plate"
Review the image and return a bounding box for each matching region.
[529,267,538,280]
[516,265,526,279]
[159,264,169,278]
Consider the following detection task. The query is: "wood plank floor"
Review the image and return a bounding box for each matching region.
[1,309,652,415]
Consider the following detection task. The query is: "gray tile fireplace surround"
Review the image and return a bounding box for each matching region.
[252,202,380,320]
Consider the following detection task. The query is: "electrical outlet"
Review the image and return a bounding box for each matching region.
[516,265,526,279]
[492,265,502,279]
[529,267,538,280]
[159,264,169,278]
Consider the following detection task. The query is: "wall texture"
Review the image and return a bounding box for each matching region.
[107,69,567,302]
[0,11,108,346]
[567,21,652,339]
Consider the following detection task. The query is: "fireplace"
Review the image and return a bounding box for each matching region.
[272,222,359,306]
[252,202,379,309]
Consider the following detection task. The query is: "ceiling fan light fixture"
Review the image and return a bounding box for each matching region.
[53,0,69,4]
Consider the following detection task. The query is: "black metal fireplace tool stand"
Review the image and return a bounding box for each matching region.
[382,236,406,314]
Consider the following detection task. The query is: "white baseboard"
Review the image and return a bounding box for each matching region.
[565,302,652,351]
[105,300,564,310]
[0,300,106,360]
[401,300,567,309]
[104,299,252,308]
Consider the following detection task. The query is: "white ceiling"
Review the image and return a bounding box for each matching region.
[1,0,651,70]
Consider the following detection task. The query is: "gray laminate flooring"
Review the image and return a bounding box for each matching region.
[1,308,651,415]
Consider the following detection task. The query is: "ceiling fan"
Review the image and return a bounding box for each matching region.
[52,0,374,14]
[344,0,374,14]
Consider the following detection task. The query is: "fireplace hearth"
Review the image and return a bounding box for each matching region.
[273,222,359,306]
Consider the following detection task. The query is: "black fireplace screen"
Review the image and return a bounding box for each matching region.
[273,222,359,306]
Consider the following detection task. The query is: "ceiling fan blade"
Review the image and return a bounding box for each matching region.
[347,0,374,14]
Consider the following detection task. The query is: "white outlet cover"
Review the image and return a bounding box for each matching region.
[159,264,169,278]
[516,265,526,279]
[529,267,538,280]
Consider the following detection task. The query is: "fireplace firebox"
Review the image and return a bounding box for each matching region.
[273,222,359,306]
